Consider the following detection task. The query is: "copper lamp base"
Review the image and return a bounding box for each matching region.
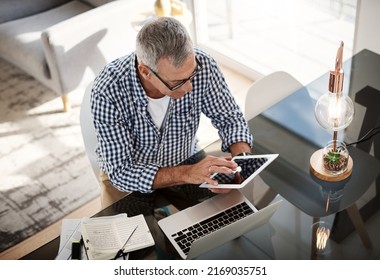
[310,149,353,182]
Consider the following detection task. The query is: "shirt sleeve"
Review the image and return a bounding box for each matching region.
[91,80,159,193]
[199,54,253,152]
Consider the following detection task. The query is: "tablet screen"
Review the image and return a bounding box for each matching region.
[212,157,268,185]
[199,154,278,189]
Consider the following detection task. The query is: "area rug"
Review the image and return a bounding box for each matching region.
[0,58,99,253]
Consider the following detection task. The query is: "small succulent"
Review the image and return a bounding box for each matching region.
[323,149,348,172]
[324,150,341,163]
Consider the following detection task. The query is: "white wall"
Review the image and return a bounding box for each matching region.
[353,0,380,54]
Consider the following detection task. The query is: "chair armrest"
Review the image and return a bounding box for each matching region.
[41,0,137,94]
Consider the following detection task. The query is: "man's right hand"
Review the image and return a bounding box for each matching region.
[184,155,238,186]
[152,155,238,190]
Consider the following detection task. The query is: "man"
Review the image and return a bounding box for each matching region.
[91,17,253,208]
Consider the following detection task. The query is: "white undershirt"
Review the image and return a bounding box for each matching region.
[147,95,170,130]
[147,95,198,153]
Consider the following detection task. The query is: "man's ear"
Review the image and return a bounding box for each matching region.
[138,64,151,79]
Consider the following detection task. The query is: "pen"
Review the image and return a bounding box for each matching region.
[113,225,138,260]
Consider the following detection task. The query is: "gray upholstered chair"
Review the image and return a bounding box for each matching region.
[0,0,136,111]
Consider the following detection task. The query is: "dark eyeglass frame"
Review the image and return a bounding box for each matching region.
[149,57,203,91]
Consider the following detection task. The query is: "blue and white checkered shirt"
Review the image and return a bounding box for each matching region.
[91,48,253,193]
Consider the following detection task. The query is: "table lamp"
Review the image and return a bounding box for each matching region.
[310,41,355,182]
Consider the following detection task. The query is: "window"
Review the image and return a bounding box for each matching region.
[190,0,357,84]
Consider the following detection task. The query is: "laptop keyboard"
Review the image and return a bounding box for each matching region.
[171,201,254,256]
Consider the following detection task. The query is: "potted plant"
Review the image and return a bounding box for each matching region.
[322,140,349,174]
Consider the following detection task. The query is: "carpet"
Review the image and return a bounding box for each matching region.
[0,58,99,253]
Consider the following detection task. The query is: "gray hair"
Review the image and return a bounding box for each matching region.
[135,17,193,71]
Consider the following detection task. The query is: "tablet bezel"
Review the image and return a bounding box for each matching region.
[199,154,279,189]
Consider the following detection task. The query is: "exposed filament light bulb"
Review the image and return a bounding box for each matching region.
[316,226,330,250]
[314,41,354,132]
[316,90,354,131]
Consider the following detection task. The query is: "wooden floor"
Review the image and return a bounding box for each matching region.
[0,65,254,260]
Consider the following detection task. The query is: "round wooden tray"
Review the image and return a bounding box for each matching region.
[310,149,353,182]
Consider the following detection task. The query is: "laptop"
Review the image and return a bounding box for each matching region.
[157,189,282,259]
[199,154,278,189]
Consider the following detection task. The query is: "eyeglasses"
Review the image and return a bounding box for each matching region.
[149,57,203,91]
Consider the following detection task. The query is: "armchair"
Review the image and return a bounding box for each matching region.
[0,0,136,111]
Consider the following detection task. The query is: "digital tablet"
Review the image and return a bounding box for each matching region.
[199,154,279,189]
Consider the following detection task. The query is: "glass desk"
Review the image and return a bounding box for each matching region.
[23,49,380,260]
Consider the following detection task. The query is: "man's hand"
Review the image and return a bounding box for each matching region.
[153,155,239,191]
[185,155,238,186]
